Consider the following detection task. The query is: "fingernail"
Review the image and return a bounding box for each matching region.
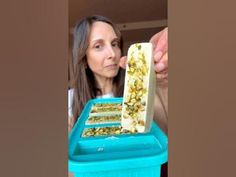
[154,51,162,61]
[156,62,165,71]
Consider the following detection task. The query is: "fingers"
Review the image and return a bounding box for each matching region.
[150,29,164,45]
[155,27,168,53]
[156,67,168,88]
[157,77,168,88]
[155,51,168,88]
[155,52,168,73]
[150,27,168,54]
[156,70,168,80]
[119,56,127,69]
[154,51,163,63]
[151,28,168,88]
[149,27,167,44]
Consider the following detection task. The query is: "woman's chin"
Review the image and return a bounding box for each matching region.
[105,70,119,78]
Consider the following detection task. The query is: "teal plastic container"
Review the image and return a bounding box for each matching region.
[68,97,168,177]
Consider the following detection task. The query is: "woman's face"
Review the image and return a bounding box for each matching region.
[86,21,121,81]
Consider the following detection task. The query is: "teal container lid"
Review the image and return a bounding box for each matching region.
[68,97,168,173]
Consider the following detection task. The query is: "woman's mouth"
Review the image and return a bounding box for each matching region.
[105,64,118,70]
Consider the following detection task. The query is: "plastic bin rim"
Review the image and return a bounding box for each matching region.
[69,150,168,172]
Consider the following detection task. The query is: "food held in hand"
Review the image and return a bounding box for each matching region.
[121,43,155,133]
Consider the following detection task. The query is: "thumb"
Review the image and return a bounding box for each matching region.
[119,56,127,69]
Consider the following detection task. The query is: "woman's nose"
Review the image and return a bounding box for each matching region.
[106,45,116,59]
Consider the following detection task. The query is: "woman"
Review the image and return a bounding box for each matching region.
[68,15,168,134]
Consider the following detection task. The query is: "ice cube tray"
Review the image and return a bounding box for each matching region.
[68,97,168,177]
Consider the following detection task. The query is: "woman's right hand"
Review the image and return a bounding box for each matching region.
[119,27,168,88]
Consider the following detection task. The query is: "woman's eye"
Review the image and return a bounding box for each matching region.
[112,42,119,47]
[95,44,102,49]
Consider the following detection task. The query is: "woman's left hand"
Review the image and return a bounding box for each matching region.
[119,56,127,69]
[150,27,168,88]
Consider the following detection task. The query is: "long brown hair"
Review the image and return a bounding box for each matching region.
[71,15,125,121]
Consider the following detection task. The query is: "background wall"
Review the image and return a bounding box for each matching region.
[68,0,168,87]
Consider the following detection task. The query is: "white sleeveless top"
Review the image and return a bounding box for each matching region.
[68,89,114,117]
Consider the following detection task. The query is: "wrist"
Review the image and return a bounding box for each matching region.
[156,84,168,114]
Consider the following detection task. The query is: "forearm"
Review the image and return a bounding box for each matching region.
[153,85,168,135]
[156,85,168,116]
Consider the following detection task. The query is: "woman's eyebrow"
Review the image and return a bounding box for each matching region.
[112,37,119,42]
[91,38,103,44]
[90,37,119,44]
